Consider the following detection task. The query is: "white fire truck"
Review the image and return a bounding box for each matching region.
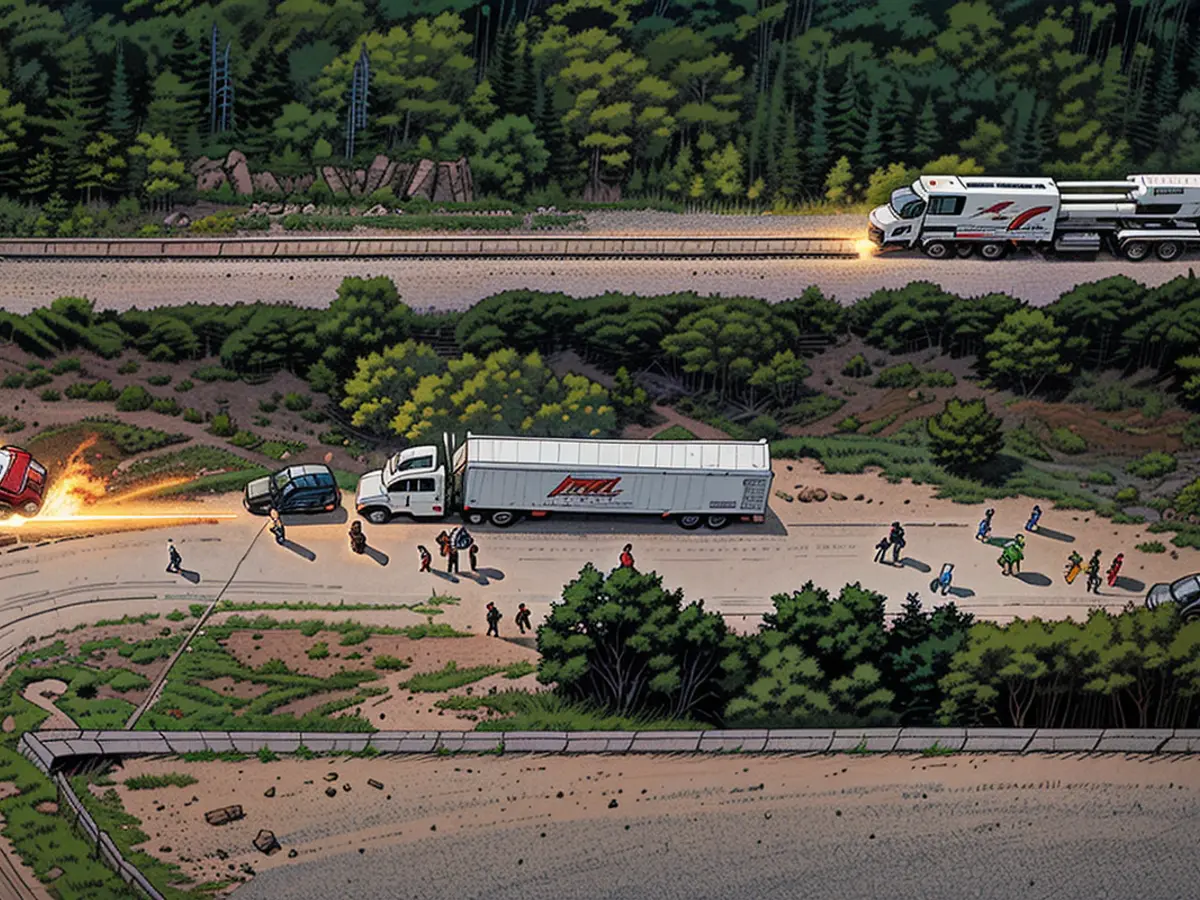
[867,173,1200,261]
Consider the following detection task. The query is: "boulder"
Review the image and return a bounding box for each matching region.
[812,488,828,502]
[267,203,284,215]
[321,166,349,196]
[252,171,282,195]
[163,212,190,228]
[364,155,391,194]
[224,149,253,195]
[406,159,436,200]
[283,204,299,215]
[301,203,317,215]
[205,805,245,826]
[197,170,226,192]
[253,830,281,856]
[190,156,223,177]
[365,204,389,217]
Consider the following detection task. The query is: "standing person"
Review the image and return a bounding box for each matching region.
[468,540,479,571]
[1085,550,1103,593]
[932,563,954,596]
[418,545,432,573]
[1106,552,1125,587]
[436,531,451,560]
[619,544,635,568]
[889,522,906,564]
[485,602,501,637]
[1025,504,1043,532]
[268,508,285,545]
[1065,550,1084,584]
[166,539,182,574]
[999,535,1025,576]
[873,535,890,564]
[976,508,995,543]
[447,541,460,575]
[349,520,366,554]
[515,603,532,635]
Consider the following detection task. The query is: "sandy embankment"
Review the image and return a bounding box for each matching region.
[116,752,1200,900]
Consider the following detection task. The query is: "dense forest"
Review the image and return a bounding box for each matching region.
[3,0,1200,214]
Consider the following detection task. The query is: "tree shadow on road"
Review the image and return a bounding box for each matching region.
[1015,571,1052,587]
[1031,527,1075,543]
[177,569,200,584]
[1115,576,1145,592]
[898,557,931,573]
[363,546,389,567]
[281,540,316,561]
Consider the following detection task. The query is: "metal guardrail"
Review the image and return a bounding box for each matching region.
[0,236,860,259]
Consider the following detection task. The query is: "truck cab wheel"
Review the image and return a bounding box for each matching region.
[677,514,702,530]
[978,242,1008,260]
[489,510,518,527]
[463,511,485,525]
[923,241,951,259]
[1156,241,1182,261]
[363,508,391,525]
[1122,241,1150,261]
[704,515,729,529]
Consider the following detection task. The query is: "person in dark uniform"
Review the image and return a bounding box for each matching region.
[515,603,532,634]
[468,541,478,571]
[873,535,890,564]
[1085,550,1103,593]
[447,542,460,574]
[418,545,432,573]
[485,602,501,637]
[619,544,635,568]
[889,522,906,564]
[166,539,182,573]
[349,520,366,554]
[268,508,285,545]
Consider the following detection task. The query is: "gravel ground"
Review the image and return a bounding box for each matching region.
[579,209,868,237]
[223,754,1200,900]
[2,253,1195,313]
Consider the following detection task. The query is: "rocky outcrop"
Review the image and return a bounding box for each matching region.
[194,151,475,201]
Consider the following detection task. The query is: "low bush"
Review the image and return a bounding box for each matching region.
[115,385,153,411]
[117,360,140,374]
[1047,427,1087,455]
[874,362,922,389]
[208,413,237,437]
[1136,540,1167,553]
[373,655,408,671]
[24,369,52,388]
[228,430,263,450]
[191,365,240,383]
[151,397,181,415]
[1083,469,1116,485]
[183,407,202,423]
[307,641,330,660]
[834,415,861,433]
[1114,486,1140,504]
[283,392,311,411]
[146,374,172,386]
[1,373,23,388]
[841,354,872,377]
[50,356,81,374]
[1127,451,1177,479]
[173,378,193,393]
[124,772,198,790]
[39,388,60,401]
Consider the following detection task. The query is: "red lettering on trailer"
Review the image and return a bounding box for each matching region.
[547,476,623,498]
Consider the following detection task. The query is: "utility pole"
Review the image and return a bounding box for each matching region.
[344,44,370,160]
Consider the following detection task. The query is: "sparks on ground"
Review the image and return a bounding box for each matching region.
[855,238,877,258]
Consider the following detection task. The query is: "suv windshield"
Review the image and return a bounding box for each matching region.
[889,187,926,219]
[271,470,294,494]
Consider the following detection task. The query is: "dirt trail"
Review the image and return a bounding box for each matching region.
[20,680,75,731]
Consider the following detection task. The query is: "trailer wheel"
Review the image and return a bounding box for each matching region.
[1156,241,1183,261]
[362,507,391,525]
[489,510,518,527]
[1122,240,1151,261]
[704,515,729,530]
[978,242,1008,261]
[955,244,975,258]
[463,511,485,525]
[677,514,702,530]
[923,241,951,259]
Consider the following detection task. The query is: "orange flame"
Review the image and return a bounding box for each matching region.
[5,436,237,530]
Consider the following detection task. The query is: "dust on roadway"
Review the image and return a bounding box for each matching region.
[1,253,1196,313]
[209,753,1200,900]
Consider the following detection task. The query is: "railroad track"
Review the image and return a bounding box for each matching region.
[0,235,861,260]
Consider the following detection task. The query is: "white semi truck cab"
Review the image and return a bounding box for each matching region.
[355,445,447,523]
[868,173,1200,261]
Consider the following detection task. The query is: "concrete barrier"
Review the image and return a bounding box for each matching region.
[1094,729,1173,753]
[0,235,860,260]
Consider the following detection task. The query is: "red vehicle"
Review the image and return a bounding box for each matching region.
[0,445,47,517]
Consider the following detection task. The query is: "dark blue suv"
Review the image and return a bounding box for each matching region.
[244,464,341,515]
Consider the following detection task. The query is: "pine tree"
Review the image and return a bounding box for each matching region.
[831,62,865,160]
[859,94,883,175]
[513,41,535,124]
[534,70,575,190]
[803,64,830,192]
[1153,53,1180,125]
[1027,99,1048,169]
[167,28,207,148]
[238,43,292,158]
[489,28,519,118]
[747,88,768,185]
[879,82,906,166]
[776,104,802,201]
[912,94,939,163]
[764,45,788,196]
[107,41,136,142]
[21,149,54,201]
[42,39,104,199]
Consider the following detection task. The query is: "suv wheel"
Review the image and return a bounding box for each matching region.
[364,508,391,525]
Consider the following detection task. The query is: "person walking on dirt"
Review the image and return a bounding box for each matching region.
[447,541,460,575]
[468,541,478,571]
[931,563,954,596]
[515,603,532,635]
[889,522,906,564]
[620,544,635,568]
[268,508,285,545]
[999,535,1025,576]
[485,602,502,637]
[976,508,995,543]
[1065,550,1084,584]
[166,539,183,574]
[1106,553,1125,587]
[1025,504,1043,533]
[349,520,366,554]
[1086,550,1103,593]
[873,535,890,564]
[418,545,432,573]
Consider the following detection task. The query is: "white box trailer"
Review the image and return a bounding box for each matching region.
[868,173,1200,261]
[354,433,774,530]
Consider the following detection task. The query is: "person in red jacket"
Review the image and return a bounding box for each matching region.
[1106,552,1124,587]
[619,543,634,568]
[418,545,432,573]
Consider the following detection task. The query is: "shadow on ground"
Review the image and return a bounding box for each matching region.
[363,546,389,566]
[899,557,932,573]
[1033,527,1075,543]
[947,586,975,598]
[1115,576,1145,592]
[281,540,316,561]
[1015,571,1052,587]
[177,569,200,584]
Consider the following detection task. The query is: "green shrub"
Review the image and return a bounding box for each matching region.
[746,415,780,440]
[151,397,181,415]
[1136,540,1167,553]
[1141,392,1166,420]
[1047,427,1087,455]
[24,369,51,388]
[259,400,278,413]
[373,655,408,671]
[1114,486,1139,504]
[842,354,872,377]
[191,365,240,383]
[874,362,922,389]
[124,772,199,790]
[922,370,957,388]
[50,356,81,374]
[87,380,119,401]
[307,641,330,659]
[1,373,23,388]
[257,746,278,763]
[117,359,140,374]
[39,388,60,401]
[183,407,203,423]
[1083,469,1116,485]
[115,384,153,411]
[785,394,845,426]
[208,413,237,437]
[652,425,696,440]
[835,415,861,433]
[173,378,194,393]
[107,669,150,693]
[166,609,186,621]
[228,430,263,450]
[283,392,311,411]
[1126,451,1177,479]
[146,373,172,386]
